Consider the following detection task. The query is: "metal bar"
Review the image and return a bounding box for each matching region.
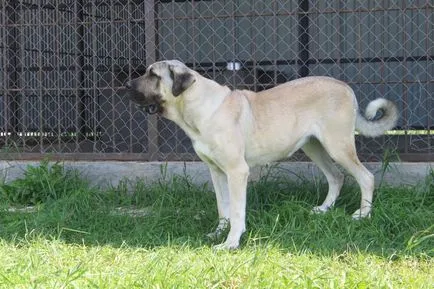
[0,152,431,162]
[379,6,386,158]
[110,0,116,152]
[6,1,19,143]
[192,0,196,68]
[153,5,431,21]
[402,3,409,155]
[144,0,158,161]
[37,3,43,152]
[76,0,85,151]
[211,1,216,85]
[0,1,5,142]
[55,0,62,150]
[272,0,277,85]
[297,0,310,77]
[127,0,133,153]
[231,0,236,88]
[250,4,257,92]
[18,1,27,150]
[2,2,10,148]
[4,78,434,93]
[3,53,431,71]
[5,0,429,13]
[92,6,100,154]
[0,4,429,27]
[425,3,431,155]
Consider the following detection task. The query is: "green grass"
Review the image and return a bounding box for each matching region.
[0,163,433,288]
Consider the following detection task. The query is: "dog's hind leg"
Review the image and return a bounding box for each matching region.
[321,136,375,219]
[302,138,344,214]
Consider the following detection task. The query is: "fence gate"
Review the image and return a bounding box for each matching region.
[1,0,433,162]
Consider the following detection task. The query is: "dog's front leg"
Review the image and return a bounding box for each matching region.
[214,163,249,250]
[207,166,230,240]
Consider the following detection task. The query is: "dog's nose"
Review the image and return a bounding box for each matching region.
[125,81,132,89]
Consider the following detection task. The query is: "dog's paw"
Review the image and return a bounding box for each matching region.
[351,208,371,220]
[206,219,229,240]
[311,205,330,214]
[212,241,239,251]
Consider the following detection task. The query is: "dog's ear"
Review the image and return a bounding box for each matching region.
[169,65,196,97]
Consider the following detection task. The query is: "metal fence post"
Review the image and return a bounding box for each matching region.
[5,1,19,143]
[144,0,159,161]
[298,0,310,77]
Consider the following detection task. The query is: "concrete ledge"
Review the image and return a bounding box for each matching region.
[0,161,432,188]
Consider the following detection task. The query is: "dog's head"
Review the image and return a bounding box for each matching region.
[125,60,196,115]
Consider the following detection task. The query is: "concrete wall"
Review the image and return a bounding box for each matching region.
[1,161,432,189]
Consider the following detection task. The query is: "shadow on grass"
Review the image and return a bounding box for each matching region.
[1,168,433,258]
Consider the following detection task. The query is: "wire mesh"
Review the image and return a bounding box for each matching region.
[0,0,433,161]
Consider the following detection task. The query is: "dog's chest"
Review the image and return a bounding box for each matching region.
[192,140,210,156]
[192,140,219,167]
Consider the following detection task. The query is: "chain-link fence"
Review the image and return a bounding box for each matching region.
[0,0,432,162]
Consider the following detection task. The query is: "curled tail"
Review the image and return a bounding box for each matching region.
[356,98,399,137]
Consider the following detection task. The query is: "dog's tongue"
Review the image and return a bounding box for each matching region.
[146,104,159,114]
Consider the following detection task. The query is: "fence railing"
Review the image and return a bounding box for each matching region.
[1,0,432,162]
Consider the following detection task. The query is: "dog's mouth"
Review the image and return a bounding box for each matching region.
[134,103,160,114]
[127,90,163,115]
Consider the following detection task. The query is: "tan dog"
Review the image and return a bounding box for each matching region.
[126,60,399,249]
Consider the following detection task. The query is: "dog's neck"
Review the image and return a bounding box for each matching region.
[168,76,230,138]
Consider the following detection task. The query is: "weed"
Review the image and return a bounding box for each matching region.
[379,148,401,187]
[0,160,88,205]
